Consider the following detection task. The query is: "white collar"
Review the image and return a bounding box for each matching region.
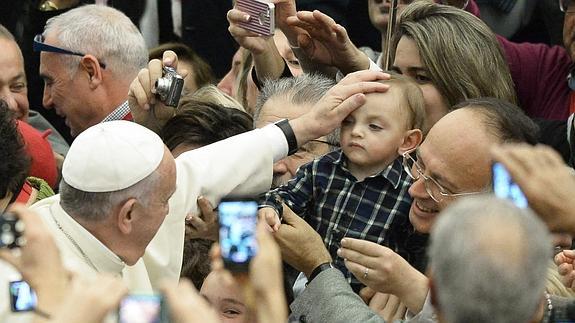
[50,199,125,274]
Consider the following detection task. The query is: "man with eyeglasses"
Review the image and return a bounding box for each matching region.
[277,98,542,322]
[35,5,147,138]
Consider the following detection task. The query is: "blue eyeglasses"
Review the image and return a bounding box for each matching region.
[33,34,106,69]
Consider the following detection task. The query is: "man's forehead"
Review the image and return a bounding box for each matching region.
[420,109,494,188]
[0,38,24,67]
[255,99,311,128]
[0,39,26,85]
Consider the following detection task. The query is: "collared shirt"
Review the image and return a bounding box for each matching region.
[101,100,132,122]
[261,150,427,290]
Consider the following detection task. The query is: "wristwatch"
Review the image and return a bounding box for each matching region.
[274,119,298,156]
[39,0,59,11]
[306,262,334,286]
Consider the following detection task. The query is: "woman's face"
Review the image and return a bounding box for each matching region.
[392,36,450,131]
[200,272,250,323]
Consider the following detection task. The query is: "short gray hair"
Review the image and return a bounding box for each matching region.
[59,169,161,221]
[44,5,147,80]
[429,196,551,323]
[254,74,338,147]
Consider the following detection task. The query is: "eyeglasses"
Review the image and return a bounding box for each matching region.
[292,139,339,158]
[402,150,484,202]
[33,34,106,69]
[560,0,575,13]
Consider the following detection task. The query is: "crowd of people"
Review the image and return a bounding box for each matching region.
[1,0,575,322]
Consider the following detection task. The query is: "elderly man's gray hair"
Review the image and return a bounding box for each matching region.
[254,74,338,146]
[44,5,147,80]
[59,169,160,221]
[429,196,551,323]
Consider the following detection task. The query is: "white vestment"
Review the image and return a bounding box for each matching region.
[0,125,286,322]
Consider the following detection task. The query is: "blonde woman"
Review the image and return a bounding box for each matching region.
[282,0,573,160]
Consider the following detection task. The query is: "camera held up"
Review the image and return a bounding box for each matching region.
[155,66,184,107]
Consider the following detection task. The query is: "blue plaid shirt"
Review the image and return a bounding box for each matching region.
[261,150,427,290]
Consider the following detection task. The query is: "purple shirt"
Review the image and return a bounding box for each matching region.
[468,0,573,120]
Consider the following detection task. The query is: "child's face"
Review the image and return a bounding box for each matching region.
[340,89,409,170]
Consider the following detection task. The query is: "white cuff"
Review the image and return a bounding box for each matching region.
[260,124,289,163]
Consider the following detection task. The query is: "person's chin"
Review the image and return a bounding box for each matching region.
[409,199,439,234]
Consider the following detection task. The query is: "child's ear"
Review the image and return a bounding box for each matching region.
[397,129,423,155]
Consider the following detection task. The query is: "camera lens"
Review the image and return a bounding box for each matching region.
[155,77,170,96]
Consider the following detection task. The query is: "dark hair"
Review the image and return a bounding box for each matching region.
[181,238,213,289]
[149,42,215,89]
[0,100,30,202]
[160,101,253,151]
[453,98,539,145]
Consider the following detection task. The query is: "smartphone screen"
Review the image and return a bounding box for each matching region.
[492,162,528,208]
[118,295,164,323]
[218,197,258,271]
[9,280,37,312]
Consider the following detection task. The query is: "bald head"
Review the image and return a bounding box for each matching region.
[408,99,539,234]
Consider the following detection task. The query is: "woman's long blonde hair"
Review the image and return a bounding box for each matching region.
[391,1,517,109]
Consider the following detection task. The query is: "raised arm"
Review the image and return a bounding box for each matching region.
[226,6,286,82]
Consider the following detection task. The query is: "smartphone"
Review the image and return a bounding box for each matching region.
[9,280,37,312]
[218,197,259,272]
[492,162,528,208]
[118,294,167,323]
[236,0,275,36]
[0,212,25,249]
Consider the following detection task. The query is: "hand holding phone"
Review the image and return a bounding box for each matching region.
[218,197,259,272]
[236,0,275,36]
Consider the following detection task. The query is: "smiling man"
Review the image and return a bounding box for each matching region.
[37,5,147,137]
[276,98,541,323]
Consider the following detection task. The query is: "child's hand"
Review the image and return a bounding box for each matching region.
[258,207,281,232]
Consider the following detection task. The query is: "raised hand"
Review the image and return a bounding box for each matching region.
[128,51,188,133]
[492,144,575,234]
[286,10,370,74]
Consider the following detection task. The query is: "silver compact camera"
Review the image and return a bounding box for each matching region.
[155,66,184,107]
